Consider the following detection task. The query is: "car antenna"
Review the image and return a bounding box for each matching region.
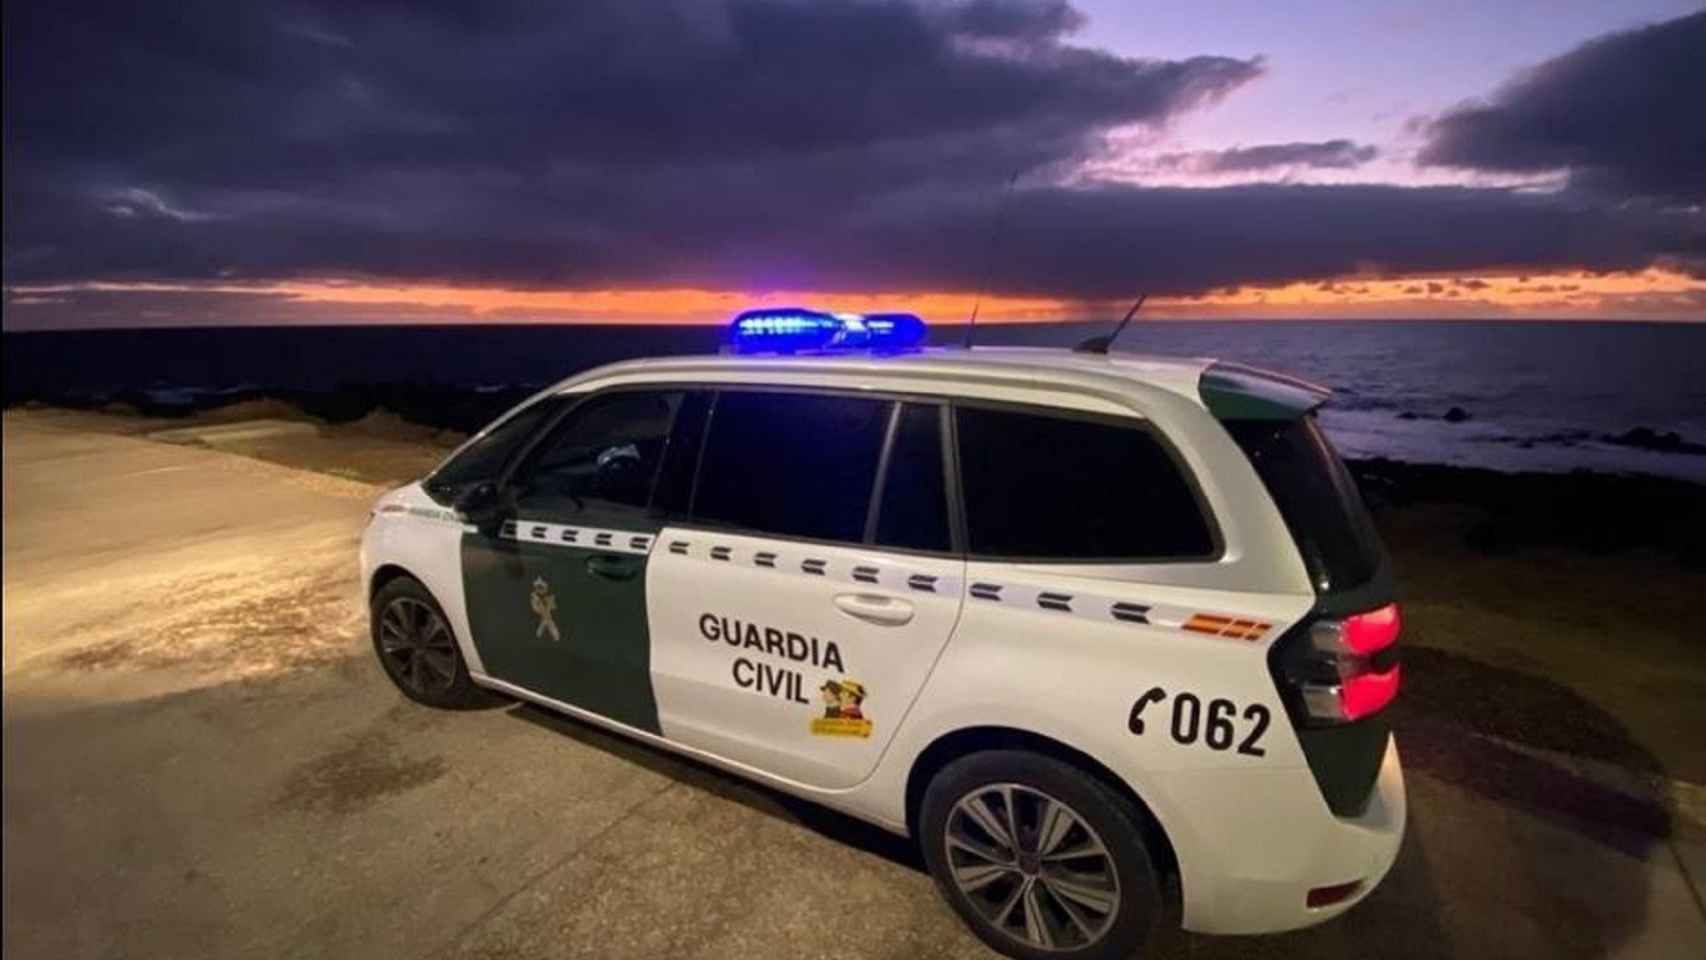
[962,169,1020,349]
[1073,293,1148,354]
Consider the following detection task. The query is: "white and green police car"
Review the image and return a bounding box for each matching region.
[360,309,1406,959]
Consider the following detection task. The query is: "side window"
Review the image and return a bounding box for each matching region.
[956,405,1215,561]
[509,390,684,518]
[424,395,568,502]
[692,391,891,543]
[874,403,951,552]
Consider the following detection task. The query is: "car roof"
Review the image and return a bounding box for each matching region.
[550,346,1217,409]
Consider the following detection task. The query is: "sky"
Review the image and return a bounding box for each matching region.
[3,0,1703,329]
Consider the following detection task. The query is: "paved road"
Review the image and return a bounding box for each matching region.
[4,410,1704,959]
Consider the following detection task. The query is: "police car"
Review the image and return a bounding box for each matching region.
[360,309,1406,959]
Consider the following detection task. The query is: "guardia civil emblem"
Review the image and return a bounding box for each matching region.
[530,577,561,643]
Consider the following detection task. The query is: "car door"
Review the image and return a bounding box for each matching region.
[460,388,704,735]
[647,390,966,790]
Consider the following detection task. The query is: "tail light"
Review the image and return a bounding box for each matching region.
[1279,603,1401,724]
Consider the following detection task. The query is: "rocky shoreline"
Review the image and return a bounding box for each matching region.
[1348,457,1705,567]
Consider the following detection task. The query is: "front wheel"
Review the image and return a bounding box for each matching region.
[371,576,480,709]
[920,750,1163,960]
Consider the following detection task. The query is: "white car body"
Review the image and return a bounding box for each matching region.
[360,346,1406,936]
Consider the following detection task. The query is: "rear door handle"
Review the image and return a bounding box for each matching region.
[833,593,914,627]
[586,554,641,581]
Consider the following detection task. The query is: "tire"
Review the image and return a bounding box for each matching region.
[370,576,481,709]
[920,750,1163,960]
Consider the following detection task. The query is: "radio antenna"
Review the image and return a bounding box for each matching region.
[962,169,1020,349]
[1073,293,1147,354]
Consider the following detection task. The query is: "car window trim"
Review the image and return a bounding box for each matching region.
[861,401,904,544]
[950,397,1226,565]
[683,389,719,518]
[941,401,968,556]
[864,400,958,555]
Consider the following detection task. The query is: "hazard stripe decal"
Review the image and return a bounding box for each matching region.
[662,538,1271,643]
[500,519,653,556]
[964,579,1270,640]
[663,539,963,599]
[1182,613,1272,641]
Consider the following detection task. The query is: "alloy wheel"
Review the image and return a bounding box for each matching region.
[377,597,459,696]
[944,782,1121,951]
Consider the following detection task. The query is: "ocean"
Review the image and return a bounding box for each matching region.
[4,320,1703,482]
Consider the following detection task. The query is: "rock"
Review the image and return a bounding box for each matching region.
[1600,427,1706,456]
[1443,406,1471,423]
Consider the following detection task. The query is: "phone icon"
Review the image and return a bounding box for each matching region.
[1128,687,1167,735]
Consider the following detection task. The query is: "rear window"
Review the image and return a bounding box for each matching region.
[692,391,891,543]
[955,405,1216,561]
[1222,416,1384,594]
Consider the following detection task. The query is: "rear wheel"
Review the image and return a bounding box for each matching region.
[920,750,1163,960]
[371,576,479,709]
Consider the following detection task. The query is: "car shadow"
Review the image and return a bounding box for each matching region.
[1395,646,1676,854]
[507,642,1682,959]
[505,701,926,872]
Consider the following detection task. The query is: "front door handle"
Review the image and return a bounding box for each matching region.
[586,554,641,581]
[833,593,915,627]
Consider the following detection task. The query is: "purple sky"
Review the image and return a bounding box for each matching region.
[3,1,1702,327]
[1075,0,1702,186]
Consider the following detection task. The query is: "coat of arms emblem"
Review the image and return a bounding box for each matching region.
[530,577,561,643]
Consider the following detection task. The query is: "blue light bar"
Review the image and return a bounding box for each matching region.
[729,307,927,354]
[858,312,927,350]
[730,308,840,353]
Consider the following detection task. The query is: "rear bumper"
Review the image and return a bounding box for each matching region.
[1170,734,1406,934]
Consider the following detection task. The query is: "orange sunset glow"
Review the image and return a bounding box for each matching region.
[9,266,1701,328]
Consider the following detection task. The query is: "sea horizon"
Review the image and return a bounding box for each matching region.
[5,318,1704,483]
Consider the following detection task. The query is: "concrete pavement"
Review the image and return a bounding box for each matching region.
[4,409,1704,959]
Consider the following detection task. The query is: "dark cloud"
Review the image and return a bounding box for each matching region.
[1417,11,1706,201]
[943,0,1085,38]
[4,0,1274,297]
[1156,139,1377,174]
[2,0,1701,314]
[4,0,1257,188]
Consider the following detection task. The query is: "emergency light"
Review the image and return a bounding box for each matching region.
[730,308,926,354]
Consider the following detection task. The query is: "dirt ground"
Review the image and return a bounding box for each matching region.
[4,407,1705,959]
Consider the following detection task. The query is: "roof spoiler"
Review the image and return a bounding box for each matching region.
[1198,361,1333,421]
